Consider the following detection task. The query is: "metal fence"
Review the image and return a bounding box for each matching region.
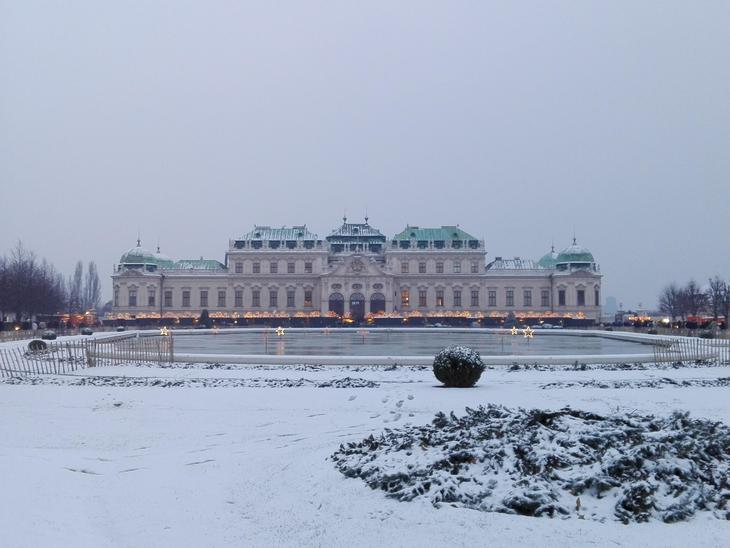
[653,337,730,365]
[0,334,174,377]
[0,326,122,343]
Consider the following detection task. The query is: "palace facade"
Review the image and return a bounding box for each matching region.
[110,219,602,324]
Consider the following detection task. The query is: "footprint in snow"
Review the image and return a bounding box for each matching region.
[64,467,100,475]
[185,459,215,466]
[348,395,357,401]
[396,400,404,408]
[381,396,389,403]
[407,394,414,400]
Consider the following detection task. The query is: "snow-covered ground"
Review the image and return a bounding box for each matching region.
[1,362,729,547]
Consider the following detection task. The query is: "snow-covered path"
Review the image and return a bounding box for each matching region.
[1,365,729,547]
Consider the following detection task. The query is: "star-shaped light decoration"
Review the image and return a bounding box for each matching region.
[160,326,170,336]
[523,326,534,339]
[510,326,518,336]
[275,326,285,337]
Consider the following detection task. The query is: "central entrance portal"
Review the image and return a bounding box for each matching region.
[349,293,365,321]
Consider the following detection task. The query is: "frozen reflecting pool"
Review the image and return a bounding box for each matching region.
[171,329,652,357]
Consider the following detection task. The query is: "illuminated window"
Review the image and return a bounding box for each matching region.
[419,290,427,307]
[436,290,444,307]
[304,290,313,307]
[401,288,410,308]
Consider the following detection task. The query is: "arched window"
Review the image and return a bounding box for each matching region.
[328,293,345,316]
[350,293,365,320]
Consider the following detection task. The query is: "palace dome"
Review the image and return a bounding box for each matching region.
[120,243,157,264]
[537,248,559,269]
[556,241,595,264]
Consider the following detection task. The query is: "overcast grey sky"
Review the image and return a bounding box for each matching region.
[1,1,728,307]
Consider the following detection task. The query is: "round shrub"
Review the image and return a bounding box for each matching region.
[28,339,48,351]
[41,330,57,340]
[80,327,93,335]
[433,345,485,387]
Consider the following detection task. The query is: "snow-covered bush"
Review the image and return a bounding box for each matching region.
[80,327,93,335]
[27,339,48,351]
[41,330,57,340]
[432,345,485,387]
[332,405,730,523]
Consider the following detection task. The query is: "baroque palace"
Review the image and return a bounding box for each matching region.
[110,218,602,324]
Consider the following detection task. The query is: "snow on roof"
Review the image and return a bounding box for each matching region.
[240,225,319,241]
[170,259,226,271]
[392,225,478,242]
[486,257,544,270]
[327,221,386,241]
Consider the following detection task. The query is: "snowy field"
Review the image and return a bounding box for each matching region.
[2,360,730,547]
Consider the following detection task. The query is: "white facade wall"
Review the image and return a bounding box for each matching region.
[111,231,602,321]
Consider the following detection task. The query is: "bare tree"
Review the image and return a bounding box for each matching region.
[658,283,682,321]
[720,282,730,328]
[706,276,726,321]
[83,261,101,311]
[68,261,84,313]
[0,242,67,321]
[679,279,708,320]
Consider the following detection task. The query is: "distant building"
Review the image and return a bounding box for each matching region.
[109,219,602,323]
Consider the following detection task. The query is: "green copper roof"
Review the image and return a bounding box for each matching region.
[120,243,174,268]
[171,259,226,271]
[392,225,478,241]
[537,249,559,269]
[241,225,319,241]
[327,221,386,242]
[556,241,595,264]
